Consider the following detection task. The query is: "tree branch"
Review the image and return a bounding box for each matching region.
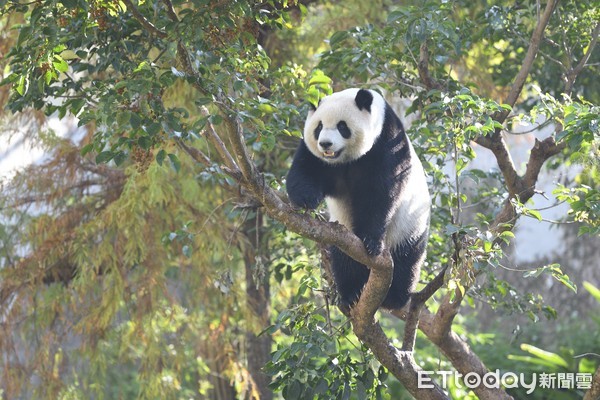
[474,135,521,198]
[200,107,241,174]
[393,301,515,399]
[417,309,514,400]
[489,135,566,231]
[161,0,179,22]
[584,364,600,400]
[418,42,444,91]
[496,0,558,123]
[122,0,168,38]
[400,266,448,352]
[522,136,566,192]
[225,116,259,182]
[174,138,211,168]
[351,319,448,400]
[565,22,600,95]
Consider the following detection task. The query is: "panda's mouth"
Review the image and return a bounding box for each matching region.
[322,149,342,159]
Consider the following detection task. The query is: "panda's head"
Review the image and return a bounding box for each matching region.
[304,88,386,165]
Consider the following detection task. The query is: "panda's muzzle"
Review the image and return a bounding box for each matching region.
[319,141,341,158]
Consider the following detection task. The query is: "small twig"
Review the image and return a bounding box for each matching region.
[417,42,444,91]
[199,107,240,174]
[400,265,449,352]
[453,137,461,224]
[227,118,257,181]
[122,0,167,38]
[565,22,600,95]
[161,0,179,22]
[531,199,567,211]
[504,119,553,135]
[174,137,211,167]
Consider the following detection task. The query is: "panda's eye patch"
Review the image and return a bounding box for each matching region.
[337,121,351,139]
[313,121,323,140]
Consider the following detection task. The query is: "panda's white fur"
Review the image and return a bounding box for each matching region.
[384,140,431,248]
[287,88,431,310]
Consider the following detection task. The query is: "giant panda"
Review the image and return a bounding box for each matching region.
[286,88,431,310]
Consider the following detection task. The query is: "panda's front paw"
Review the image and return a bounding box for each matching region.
[289,191,322,210]
[362,236,384,256]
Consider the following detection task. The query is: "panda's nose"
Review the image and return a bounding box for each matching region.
[319,141,333,149]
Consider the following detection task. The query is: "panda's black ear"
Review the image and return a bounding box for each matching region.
[355,89,373,112]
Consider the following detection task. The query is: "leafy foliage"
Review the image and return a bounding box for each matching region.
[265,303,389,400]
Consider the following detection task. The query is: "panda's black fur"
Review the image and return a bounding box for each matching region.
[287,88,430,310]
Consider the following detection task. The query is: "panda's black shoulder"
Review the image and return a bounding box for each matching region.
[381,101,406,140]
[365,102,413,182]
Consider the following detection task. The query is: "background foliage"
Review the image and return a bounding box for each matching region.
[0,0,598,399]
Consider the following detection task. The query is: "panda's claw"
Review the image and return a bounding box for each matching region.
[362,237,383,256]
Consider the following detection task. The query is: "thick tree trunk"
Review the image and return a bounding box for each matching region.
[244,210,273,400]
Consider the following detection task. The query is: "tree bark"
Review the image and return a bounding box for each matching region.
[584,365,600,400]
[243,210,273,400]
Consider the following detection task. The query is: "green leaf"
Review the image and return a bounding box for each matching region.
[17,26,33,47]
[553,272,577,293]
[116,111,130,127]
[579,357,598,374]
[308,70,332,86]
[526,209,542,221]
[195,97,213,106]
[130,113,142,129]
[133,61,150,73]
[168,153,181,172]
[44,70,53,85]
[210,114,223,125]
[137,136,152,150]
[483,241,493,253]
[583,281,600,303]
[53,55,69,73]
[113,151,127,166]
[156,149,166,166]
[444,224,461,234]
[456,157,468,175]
[387,8,409,22]
[523,264,577,292]
[506,355,561,369]
[69,98,86,115]
[519,344,570,369]
[59,0,78,7]
[16,74,27,96]
[80,143,94,156]
[95,151,114,164]
[146,122,161,135]
[329,31,348,48]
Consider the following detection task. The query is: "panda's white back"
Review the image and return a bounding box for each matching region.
[384,141,431,248]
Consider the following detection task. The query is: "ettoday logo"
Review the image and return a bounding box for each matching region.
[418,370,593,394]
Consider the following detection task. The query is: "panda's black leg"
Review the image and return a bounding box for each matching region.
[329,246,370,309]
[352,199,389,256]
[381,232,428,310]
[286,141,326,209]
